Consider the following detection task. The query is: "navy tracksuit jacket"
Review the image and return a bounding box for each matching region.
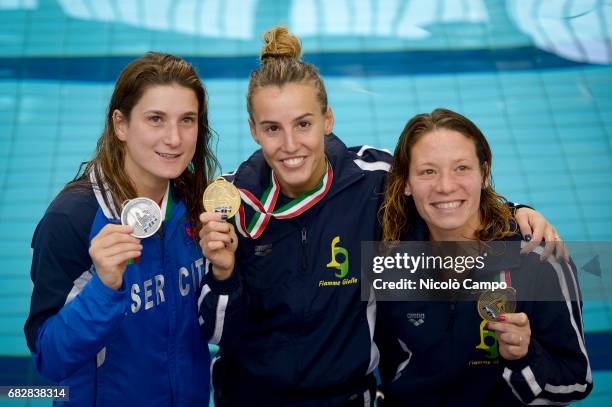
[202,134,391,406]
[376,219,592,406]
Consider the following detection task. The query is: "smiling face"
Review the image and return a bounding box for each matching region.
[405,128,486,241]
[114,84,198,197]
[249,82,333,198]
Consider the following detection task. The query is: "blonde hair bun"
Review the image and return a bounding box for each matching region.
[260,26,302,63]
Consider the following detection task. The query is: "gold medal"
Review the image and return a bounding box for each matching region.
[477,287,517,321]
[203,177,241,218]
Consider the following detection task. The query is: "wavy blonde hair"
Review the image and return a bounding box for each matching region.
[380,108,516,242]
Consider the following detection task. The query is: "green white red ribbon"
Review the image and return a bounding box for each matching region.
[235,164,333,239]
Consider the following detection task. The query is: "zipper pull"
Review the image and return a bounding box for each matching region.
[301,228,307,245]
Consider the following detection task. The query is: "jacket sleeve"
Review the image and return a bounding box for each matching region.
[25,211,130,382]
[501,255,593,405]
[374,303,407,387]
[198,258,247,347]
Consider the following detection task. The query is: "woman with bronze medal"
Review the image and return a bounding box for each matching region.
[376,109,592,405]
[198,27,566,406]
[24,52,242,405]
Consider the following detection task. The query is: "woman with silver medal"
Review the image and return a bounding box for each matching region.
[24,52,241,405]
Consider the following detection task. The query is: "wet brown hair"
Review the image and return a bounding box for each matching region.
[68,52,218,232]
[247,26,328,118]
[380,108,516,241]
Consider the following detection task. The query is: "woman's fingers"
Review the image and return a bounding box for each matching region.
[515,209,533,245]
[543,227,570,262]
[90,224,142,269]
[502,312,529,327]
[206,231,233,244]
[200,212,228,226]
[499,332,524,347]
[487,313,531,360]
[102,242,143,258]
[92,225,140,249]
[202,220,232,235]
[94,233,141,251]
[540,226,560,260]
[206,240,228,252]
[517,208,546,255]
[110,250,143,266]
[94,224,133,239]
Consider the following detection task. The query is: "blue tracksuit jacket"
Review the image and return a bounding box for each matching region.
[24,180,241,406]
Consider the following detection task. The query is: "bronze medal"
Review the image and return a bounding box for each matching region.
[203,177,241,218]
[477,287,517,321]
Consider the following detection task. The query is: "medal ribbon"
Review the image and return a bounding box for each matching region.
[498,270,512,286]
[160,182,172,221]
[234,163,333,239]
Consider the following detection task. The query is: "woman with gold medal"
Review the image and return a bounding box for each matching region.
[375,109,592,405]
[197,27,566,406]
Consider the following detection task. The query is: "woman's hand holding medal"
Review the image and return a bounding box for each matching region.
[89,224,143,290]
[90,196,162,290]
[487,312,532,360]
[199,178,241,280]
[199,212,238,280]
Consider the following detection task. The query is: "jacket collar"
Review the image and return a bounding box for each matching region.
[90,167,186,239]
[232,133,366,202]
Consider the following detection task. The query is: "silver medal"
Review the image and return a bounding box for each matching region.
[120,197,162,238]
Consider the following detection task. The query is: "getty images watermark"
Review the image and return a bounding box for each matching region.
[361,241,610,302]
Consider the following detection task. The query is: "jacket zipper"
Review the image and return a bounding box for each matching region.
[300,226,308,272]
[159,224,175,405]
